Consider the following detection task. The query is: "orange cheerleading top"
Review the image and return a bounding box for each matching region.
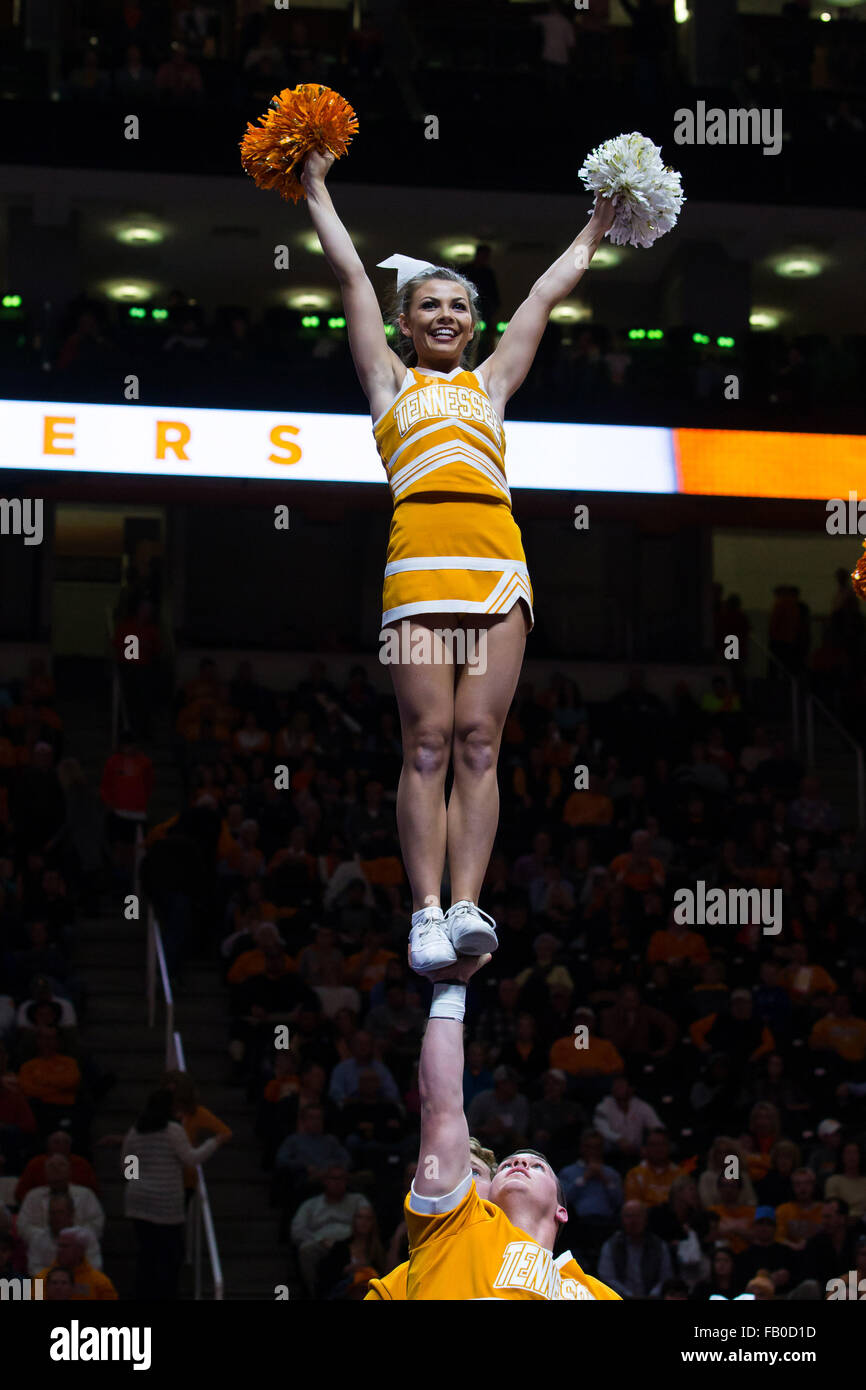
[372,365,533,629]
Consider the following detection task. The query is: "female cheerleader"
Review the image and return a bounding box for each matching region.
[300,149,615,976]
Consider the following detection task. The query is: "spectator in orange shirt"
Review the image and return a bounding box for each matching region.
[163,1070,233,1195]
[775,1168,823,1250]
[15,1130,99,1203]
[809,994,866,1064]
[227,923,294,984]
[647,912,710,968]
[343,928,397,996]
[18,1026,81,1139]
[623,1129,684,1208]
[707,1174,756,1254]
[38,1228,118,1300]
[549,1006,624,1080]
[780,943,836,1003]
[561,775,614,830]
[609,829,665,895]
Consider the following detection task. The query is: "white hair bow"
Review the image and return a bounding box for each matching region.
[708,1293,756,1300]
[377,253,438,290]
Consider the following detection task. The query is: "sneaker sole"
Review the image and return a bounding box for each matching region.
[451,926,498,955]
[407,944,457,975]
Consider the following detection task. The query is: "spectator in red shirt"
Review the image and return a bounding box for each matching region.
[99,732,154,873]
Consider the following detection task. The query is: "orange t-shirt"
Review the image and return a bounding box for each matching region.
[647,929,709,966]
[809,1016,866,1062]
[227,949,296,983]
[18,1055,81,1107]
[624,1162,684,1208]
[367,1246,620,1301]
[561,792,614,828]
[707,1203,757,1253]
[609,854,664,893]
[404,1181,621,1301]
[775,1200,823,1245]
[548,1034,624,1077]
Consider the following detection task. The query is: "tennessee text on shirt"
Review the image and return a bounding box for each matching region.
[395,384,502,445]
[492,1242,597,1300]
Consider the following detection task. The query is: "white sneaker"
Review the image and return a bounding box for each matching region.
[446,900,498,955]
[408,906,457,976]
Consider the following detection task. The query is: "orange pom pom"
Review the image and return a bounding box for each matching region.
[852,540,866,601]
[239,83,359,204]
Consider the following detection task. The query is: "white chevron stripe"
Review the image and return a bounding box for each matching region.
[389,417,501,471]
[391,445,511,501]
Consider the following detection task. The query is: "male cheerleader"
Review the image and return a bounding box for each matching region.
[400,954,620,1300]
[366,1134,618,1300]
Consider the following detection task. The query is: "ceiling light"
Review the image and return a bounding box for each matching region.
[103,280,154,302]
[549,302,591,323]
[287,290,332,310]
[116,223,164,246]
[750,309,782,331]
[590,245,623,269]
[439,241,476,262]
[774,255,823,279]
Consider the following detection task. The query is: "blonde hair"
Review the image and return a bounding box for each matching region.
[385,267,482,368]
[469,1136,496,1178]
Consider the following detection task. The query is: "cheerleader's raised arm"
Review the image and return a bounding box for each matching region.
[300,150,403,417]
[479,193,616,409]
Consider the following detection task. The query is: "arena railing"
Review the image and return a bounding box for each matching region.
[144,901,224,1298]
[170,1031,225,1302]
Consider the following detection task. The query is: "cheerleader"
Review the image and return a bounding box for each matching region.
[299,148,615,976]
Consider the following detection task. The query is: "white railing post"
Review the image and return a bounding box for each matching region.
[145,921,223,1296]
[146,907,156,1028]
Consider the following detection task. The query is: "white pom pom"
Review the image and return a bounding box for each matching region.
[578,132,685,250]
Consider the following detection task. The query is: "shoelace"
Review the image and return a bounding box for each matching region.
[414,911,444,937]
[450,900,496,928]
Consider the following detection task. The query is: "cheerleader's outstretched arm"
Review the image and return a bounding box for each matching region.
[479,193,616,407]
[300,150,400,404]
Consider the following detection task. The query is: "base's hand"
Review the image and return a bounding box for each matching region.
[428,953,492,984]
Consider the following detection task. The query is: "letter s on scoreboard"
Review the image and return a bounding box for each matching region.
[269,424,302,466]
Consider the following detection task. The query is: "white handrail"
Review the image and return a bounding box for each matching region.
[171,1030,225,1301]
[145,912,224,1298]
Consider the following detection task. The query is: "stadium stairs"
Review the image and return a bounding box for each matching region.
[57,664,288,1299]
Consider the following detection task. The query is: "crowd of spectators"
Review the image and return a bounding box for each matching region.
[8,2,862,118]
[131,637,866,1299]
[6,289,866,435]
[0,658,236,1299]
